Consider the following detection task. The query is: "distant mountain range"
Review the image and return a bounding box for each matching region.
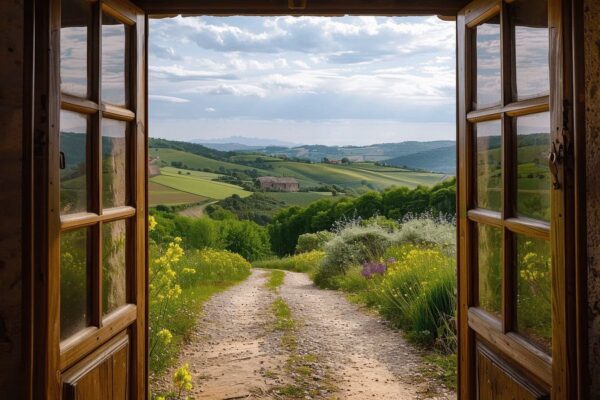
[192,136,301,151]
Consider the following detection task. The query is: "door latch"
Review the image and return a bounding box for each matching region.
[548,128,570,190]
[59,151,66,170]
[548,146,561,189]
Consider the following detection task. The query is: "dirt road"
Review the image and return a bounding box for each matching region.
[155,269,455,399]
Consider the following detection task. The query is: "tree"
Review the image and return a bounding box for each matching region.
[354,192,383,219]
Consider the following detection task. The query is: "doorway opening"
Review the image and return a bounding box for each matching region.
[145,14,459,399]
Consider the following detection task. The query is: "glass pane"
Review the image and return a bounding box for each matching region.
[60,228,91,340]
[474,15,501,109]
[475,120,502,211]
[102,119,128,208]
[515,235,552,353]
[102,13,127,105]
[516,112,551,221]
[60,0,90,97]
[103,220,127,315]
[478,224,502,317]
[60,111,88,214]
[510,0,550,100]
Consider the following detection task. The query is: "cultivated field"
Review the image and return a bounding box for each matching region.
[150,170,252,200]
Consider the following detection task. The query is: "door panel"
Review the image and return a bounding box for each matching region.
[477,343,549,400]
[34,0,147,397]
[457,0,575,398]
[62,334,129,400]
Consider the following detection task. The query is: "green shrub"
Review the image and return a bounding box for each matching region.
[295,231,335,253]
[377,245,456,350]
[184,217,222,250]
[392,215,455,256]
[334,266,370,293]
[219,219,271,261]
[314,222,392,287]
[253,250,325,273]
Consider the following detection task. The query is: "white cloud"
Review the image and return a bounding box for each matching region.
[148,16,457,144]
[149,94,191,103]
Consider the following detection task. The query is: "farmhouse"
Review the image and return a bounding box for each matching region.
[256,176,300,192]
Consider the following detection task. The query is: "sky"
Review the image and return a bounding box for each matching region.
[148,16,457,146]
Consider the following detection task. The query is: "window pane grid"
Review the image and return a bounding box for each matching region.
[59,0,135,341]
[469,1,552,357]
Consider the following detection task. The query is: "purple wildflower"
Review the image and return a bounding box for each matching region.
[361,261,387,278]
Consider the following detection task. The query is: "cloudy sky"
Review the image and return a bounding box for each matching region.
[148,16,457,146]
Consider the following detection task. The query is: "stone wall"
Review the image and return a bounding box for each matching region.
[585,0,600,397]
[0,0,24,397]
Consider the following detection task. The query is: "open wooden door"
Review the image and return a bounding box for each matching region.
[33,0,147,398]
[456,0,577,399]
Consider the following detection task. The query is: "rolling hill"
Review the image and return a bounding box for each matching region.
[243,140,455,164]
[385,145,456,174]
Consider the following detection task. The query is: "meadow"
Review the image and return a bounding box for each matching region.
[150,169,252,200]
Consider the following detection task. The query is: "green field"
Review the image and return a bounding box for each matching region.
[229,154,282,162]
[149,181,210,206]
[150,148,271,174]
[147,142,453,211]
[160,166,222,180]
[150,170,251,200]
[267,161,445,190]
[264,191,341,207]
[150,147,447,190]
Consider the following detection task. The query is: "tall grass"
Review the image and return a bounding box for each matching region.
[307,216,458,388]
[253,250,325,273]
[149,233,252,378]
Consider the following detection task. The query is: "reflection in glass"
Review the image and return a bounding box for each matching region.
[478,224,502,317]
[515,235,552,353]
[510,0,549,100]
[474,15,501,109]
[102,119,128,208]
[102,13,127,105]
[60,111,88,214]
[103,220,127,315]
[60,228,91,340]
[475,120,502,211]
[516,112,551,221]
[60,0,90,97]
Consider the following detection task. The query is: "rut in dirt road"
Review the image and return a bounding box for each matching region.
[156,269,455,399]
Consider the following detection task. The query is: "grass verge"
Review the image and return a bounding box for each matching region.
[150,281,242,378]
[268,296,337,399]
[266,270,286,292]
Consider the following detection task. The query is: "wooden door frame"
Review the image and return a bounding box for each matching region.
[456,0,586,399]
[24,0,589,398]
[30,0,147,398]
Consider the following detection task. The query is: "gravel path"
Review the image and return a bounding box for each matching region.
[156,269,455,399]
[280,271,455,400]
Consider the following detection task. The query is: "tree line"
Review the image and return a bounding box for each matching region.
[268,178,456,256]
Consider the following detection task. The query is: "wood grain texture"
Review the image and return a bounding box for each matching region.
[457,7,476,399]
[477,342,549,400]
[136,0,468,16]
[62,333,129,400]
